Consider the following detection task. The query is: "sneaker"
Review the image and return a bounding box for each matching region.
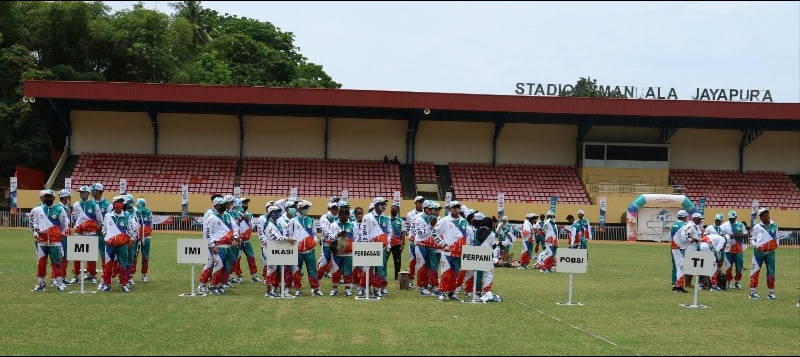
[56,284,67,291]
[312,289,323,296]
[767,292,777,300]
[90,277,98,284]
[197,285,208,294]
[344,289,353,297]
[448,293,461,301]
[31,284,46,292]
[129,279,135,286]
[210,288,222,295]
[676,287,689,293]
[142,275,148,283]
[710,286,723,292]
[235,276,244,284]
[357,289,365,298]
[223,282,233,288]
[101,285,111,292]
[50,279,57,287]
[251,275,262,283]
[373,289,382,298]
[454,287,462,294]
[437,293,445,301]
[330,288,338,296]
[121,285,130,293]
[324,272,332,278]
[465,292,473,298]
[97,283,106,291]
[420,288,431,296]
[294,289,301,297]
[380,288,389,296]
[69,276,80,284]
[267,289,278,297]
[409,281,415,289]
[734,282,742,290]
[749,292,761,299]
[217,287,225,294]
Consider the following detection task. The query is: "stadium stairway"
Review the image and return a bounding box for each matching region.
[399,164,417,199]
[52,154,80,190]
[436,164,453,199]
[791,175,800,190]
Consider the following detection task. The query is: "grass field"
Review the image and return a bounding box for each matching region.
[1,228,798,356]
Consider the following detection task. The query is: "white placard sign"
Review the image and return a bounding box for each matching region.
[289,187,298,201]
[64,177,72,191]
[177,239,209,264]
[683,250,716,276]
[556,249,588,274]
[266,240,298,266]
[352,242,383,266]
[497,192,505,214]
[119,178,127,194]
[67,236,98,261]
[233,186,241,199]
[445,192,452,208]
[10,177,17,191]
[341,189,349,202]
[392,191,401,207]
[461,245,493,271]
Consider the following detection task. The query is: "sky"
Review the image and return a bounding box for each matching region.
[108,1,800,103]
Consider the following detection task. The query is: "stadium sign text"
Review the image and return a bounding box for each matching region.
[514,83,773,102]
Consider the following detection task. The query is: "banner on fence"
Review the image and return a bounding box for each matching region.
[750,199,758,228]
[10,177,17,214]
[181,184,189,221]
[64,177,72,191]
[599,196,607,232]
[497,192,505,218]
[392,191,401,209]
[550,195,558,215]
[119,178,127,195]
[152,215,173,225]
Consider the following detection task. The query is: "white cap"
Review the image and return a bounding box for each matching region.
[757,207,769,216]
[78,185,91,192]
[298,200,312,209]
[547,211,555,217]
[327,202,336,209]
[677,210,689,218]
[112,195,126,202]
[92,183,104,191]
[372,196,388,205]
[728,210,737,218]
[212,197,226,206]
[577,210,585,215]
[224,194,235,202]
[414,196,425,202]
[449,200,461,208]
[266,205,281,215]
[525,213,537,219]
[473,212,486,221]
[58,189,71,198]
[40,189,54,197]
[692,213,704,219]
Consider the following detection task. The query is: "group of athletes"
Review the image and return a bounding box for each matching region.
[668,208,781,300]
[28,183,152,292]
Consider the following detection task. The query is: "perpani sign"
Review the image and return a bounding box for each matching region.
[514,82,773,102]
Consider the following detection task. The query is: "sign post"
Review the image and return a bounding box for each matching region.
[461,245,493,304]
[67,235,98,294]
[680,250,715,309]
[266,240,298,299]
[353,242,384,301]
[555,249,588,306]
[177,239,209,297]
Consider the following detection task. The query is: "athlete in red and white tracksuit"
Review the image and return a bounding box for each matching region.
[316,203,339,279]
[405,197,425,288]
[288,201,321,295]
[436,205,467,300]
[464,213,495,295]
[70,186,102,283]
[100,197,138,291]
[29,190,70,291]
[359,200,390,295]
[258,205,291,296]
[519,214,537,269]
[201,198,239,294]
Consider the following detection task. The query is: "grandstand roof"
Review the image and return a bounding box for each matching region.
[23,80,800,131]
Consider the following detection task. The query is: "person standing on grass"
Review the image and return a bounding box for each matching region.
[54,189,73,286]
[669,210,689,292]
[405,196,425,289]
[576,209,592,250]
[200,196,239,295]
[100,195,137,292]
[258,204,291,297]
[232,198,260,283]
[288,200,322,297]
[69,185,102,284]
[29,189,69,292]
[130,198,152,284]
[720,210,748,290]
[435,200,466,301]
[519,213,537,270]
[89,183,110,284]
[327,202,355,297]
[316,199,340,280]
[748,208,779,300]
[388,203,406,281]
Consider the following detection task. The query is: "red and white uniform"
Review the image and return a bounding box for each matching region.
[30,203,70,279]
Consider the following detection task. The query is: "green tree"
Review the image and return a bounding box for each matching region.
[559,76,626,98]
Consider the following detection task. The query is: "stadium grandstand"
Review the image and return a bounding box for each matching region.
[4,80,799,240]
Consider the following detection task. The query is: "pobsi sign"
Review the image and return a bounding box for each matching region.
[266,240,298,266]
[461,245,493,271]
[683,250,716,276]
[352,242,383,266]
[67,236,98,262]
[556,249,588,274]
[177,239,209,264]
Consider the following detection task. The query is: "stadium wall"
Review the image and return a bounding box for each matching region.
[243,116,325,158]
[584,126,661,142]
[744,131,800,174]
[327,118,405,160]
[496,124,576,165]
[669,129,741,170]
[71,111,153,154]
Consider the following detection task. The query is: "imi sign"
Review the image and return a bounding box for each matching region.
[514,82,774,102]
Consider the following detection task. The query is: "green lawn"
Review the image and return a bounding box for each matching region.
[1,228,798,356]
